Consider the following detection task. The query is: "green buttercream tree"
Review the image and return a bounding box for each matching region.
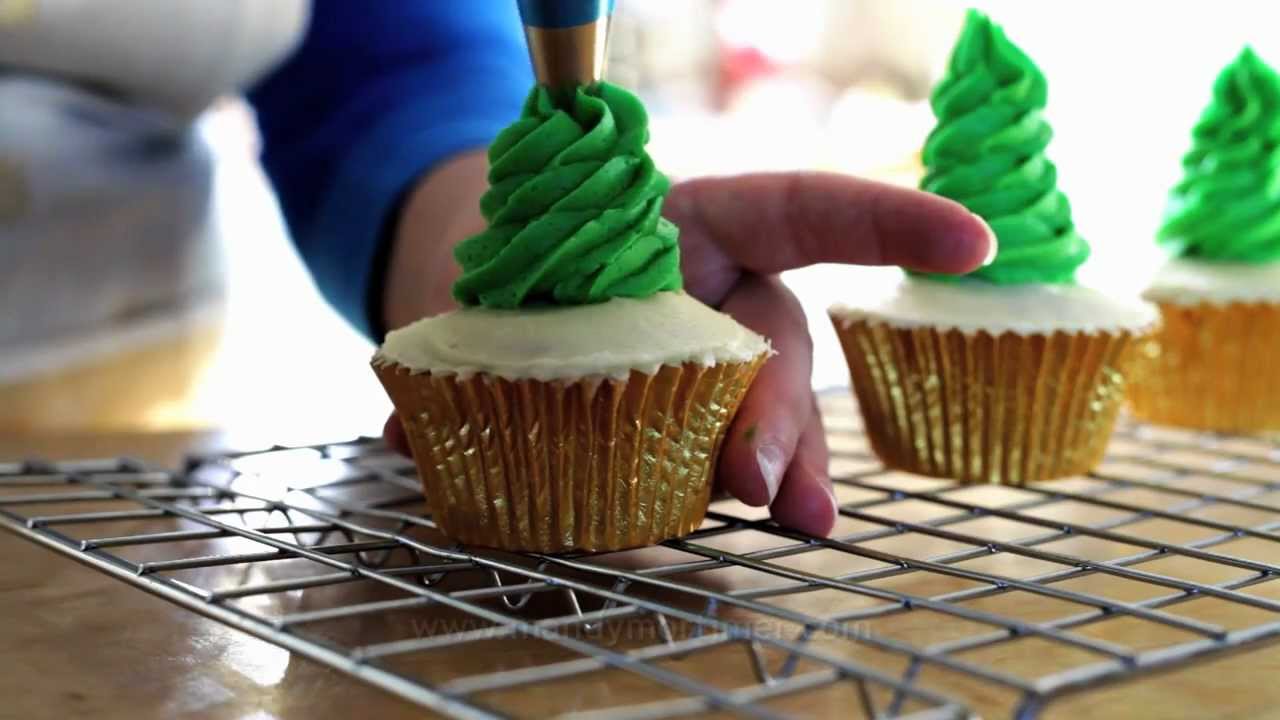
[919,9,1089,284]
[452,83,682,309]
[1160,47,1280,262]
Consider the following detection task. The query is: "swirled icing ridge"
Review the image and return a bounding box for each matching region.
[1160,47,1280,263]
[918,10,1089,284]
[453,83,682,308]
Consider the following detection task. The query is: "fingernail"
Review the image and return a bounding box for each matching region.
[787,476,840,537]
[825,480,840,517]
[974,213,999,266]
[756,444,785,503]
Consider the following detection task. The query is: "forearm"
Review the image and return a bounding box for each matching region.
[382,151,490,332]
[247,1,531,339]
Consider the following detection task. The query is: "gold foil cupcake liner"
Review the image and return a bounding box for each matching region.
[373,357,764,553]
[830,315,1144,485]
[1128,301,1280,433]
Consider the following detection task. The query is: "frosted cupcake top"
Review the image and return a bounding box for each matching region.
[1145,257,1280,305]
[917,9,1089,285]
[375,291,769,381]
[833,278,1156,334]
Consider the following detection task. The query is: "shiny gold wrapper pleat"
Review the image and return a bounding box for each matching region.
[1128,301,1280,433]
[373,357,764,553]
[830,314,1145,485]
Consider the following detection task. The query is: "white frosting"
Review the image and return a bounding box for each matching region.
[374,291,771,381]
[1144,257,1280,306]
[830,278,1157,334]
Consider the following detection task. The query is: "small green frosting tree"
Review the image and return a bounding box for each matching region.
[1160,47,1280,263]
[453,83,682,309]
[920,9,1089,284]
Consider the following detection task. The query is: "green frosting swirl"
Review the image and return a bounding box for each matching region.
[918,10,1089,284]
[1159,47,1280,263]
[452,82,682,308]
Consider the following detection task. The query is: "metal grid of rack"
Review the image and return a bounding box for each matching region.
[3,393,1280,719]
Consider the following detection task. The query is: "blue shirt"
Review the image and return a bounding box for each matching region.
[248,2,532,339]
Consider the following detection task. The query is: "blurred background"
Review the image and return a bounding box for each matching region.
[2,0,1278,446]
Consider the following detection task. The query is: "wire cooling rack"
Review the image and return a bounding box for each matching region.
[3,393,1280,719]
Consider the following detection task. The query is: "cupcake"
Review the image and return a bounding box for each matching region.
[1128,48,1280,433]
[373,82,769,552]
[829,10,1156,485]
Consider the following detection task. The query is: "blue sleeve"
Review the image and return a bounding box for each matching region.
[247,1,532,339]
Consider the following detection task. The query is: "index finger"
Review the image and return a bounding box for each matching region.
[663,171,995,276]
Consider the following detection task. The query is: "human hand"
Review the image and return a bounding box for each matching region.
[383,160,994,538]
[658,172,993,536]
